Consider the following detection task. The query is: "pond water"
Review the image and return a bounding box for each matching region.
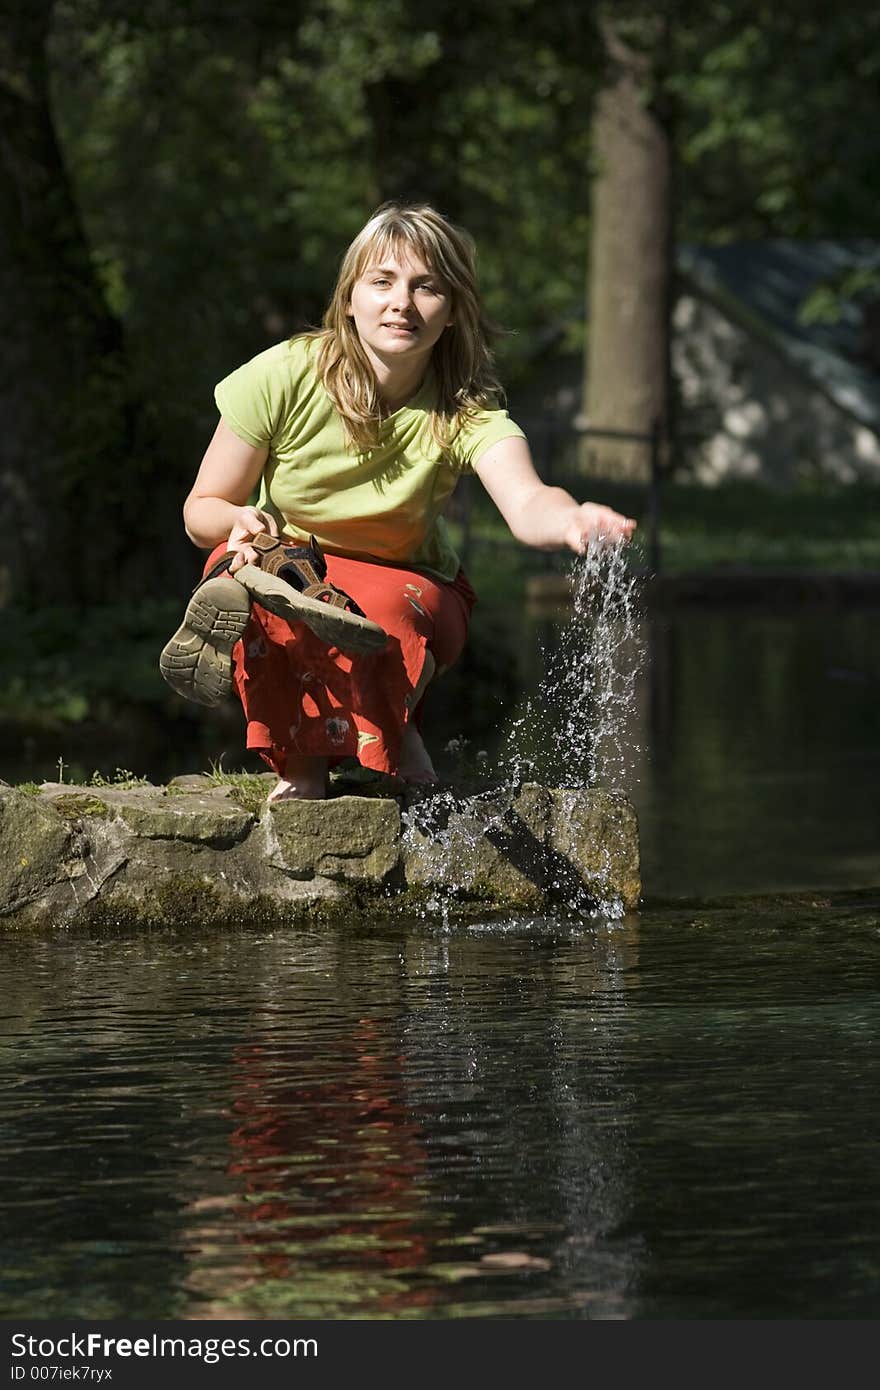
[2,599,879,1319]
[486,598,880,902]
[630,604,880,900]
[2,897,879,1320]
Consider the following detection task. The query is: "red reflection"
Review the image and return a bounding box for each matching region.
[213,1017,438,1312]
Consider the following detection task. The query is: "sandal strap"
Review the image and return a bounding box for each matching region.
[193,551,235,591]
[302,584,358,611]
[252,532,326,580]
[251,532,366,618]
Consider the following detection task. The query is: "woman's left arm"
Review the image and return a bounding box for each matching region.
[473,436,636,554]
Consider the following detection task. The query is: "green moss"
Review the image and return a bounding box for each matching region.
[72,875,318,932]
[225,783,269,815]
[49,792,110,820]
[370,882,516,924]
[202,765,271,814]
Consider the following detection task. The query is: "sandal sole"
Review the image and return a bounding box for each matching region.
[234,563,388,655]
[158,575,252,706]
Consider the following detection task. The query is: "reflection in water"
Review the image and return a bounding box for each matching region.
[185,1019,436,1318]
[1,919,648,1320]
[395,922,642,1315]
[171,919,642,1319]
[2,901,879,1319]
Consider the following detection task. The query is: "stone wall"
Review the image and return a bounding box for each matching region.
[0,776,641,930]
[673,294,880,485]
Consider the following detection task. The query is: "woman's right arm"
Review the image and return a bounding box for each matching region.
[183,418,278,567]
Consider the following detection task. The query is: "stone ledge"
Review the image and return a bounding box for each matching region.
[0,779,641,930]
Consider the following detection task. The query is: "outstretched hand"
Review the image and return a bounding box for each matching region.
[564,503,637,554]
[225,506,280,571]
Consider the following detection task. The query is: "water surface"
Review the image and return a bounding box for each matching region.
[508,600,880,900]
[3,897,878,1320]
[3,597,879,1321]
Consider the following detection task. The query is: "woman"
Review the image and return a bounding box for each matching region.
[160,203,636,800]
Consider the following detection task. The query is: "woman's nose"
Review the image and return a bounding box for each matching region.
[391,285,414,312]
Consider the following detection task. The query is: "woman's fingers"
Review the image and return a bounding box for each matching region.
[226,507,279,555]
[593,505,636,538]
[227,546,257,573]
[569,504,637,552]
[225,506,281,571]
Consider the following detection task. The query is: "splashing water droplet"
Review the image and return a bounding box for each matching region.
[402,538,643,922]
[504,537,644,792]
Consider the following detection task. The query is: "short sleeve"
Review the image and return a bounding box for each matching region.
[214,341,299,448]
[450,405,526,472]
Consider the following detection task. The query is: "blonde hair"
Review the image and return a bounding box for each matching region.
[308,203,504,453]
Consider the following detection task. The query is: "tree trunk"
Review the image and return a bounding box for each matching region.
[0,0,131,605]
[581,22,673,481]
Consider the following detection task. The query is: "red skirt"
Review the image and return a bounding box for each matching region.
[203,544,476,778]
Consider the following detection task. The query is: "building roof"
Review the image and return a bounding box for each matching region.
[678,239,880,429]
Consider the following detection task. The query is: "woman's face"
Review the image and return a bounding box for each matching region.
[347,247,453,374]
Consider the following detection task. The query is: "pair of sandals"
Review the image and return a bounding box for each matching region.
[159,533,387,707]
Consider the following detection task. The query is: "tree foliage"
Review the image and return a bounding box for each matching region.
[2,0,879,600]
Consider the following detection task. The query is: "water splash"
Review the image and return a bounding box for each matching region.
[401,538,643,924]
[504,537,644,792]
[400,783,523,931]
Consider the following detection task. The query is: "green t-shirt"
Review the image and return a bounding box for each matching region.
[214,336,524,581]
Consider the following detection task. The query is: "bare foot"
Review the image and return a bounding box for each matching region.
[267,755,328,801]
[398,725,438,784]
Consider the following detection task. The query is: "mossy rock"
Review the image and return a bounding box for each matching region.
[267,795,400,883]
[1,777,641,930]
[77,873,318,932]
[110,793,255,848]
[0,787,74,915]
[45,792,110,821]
